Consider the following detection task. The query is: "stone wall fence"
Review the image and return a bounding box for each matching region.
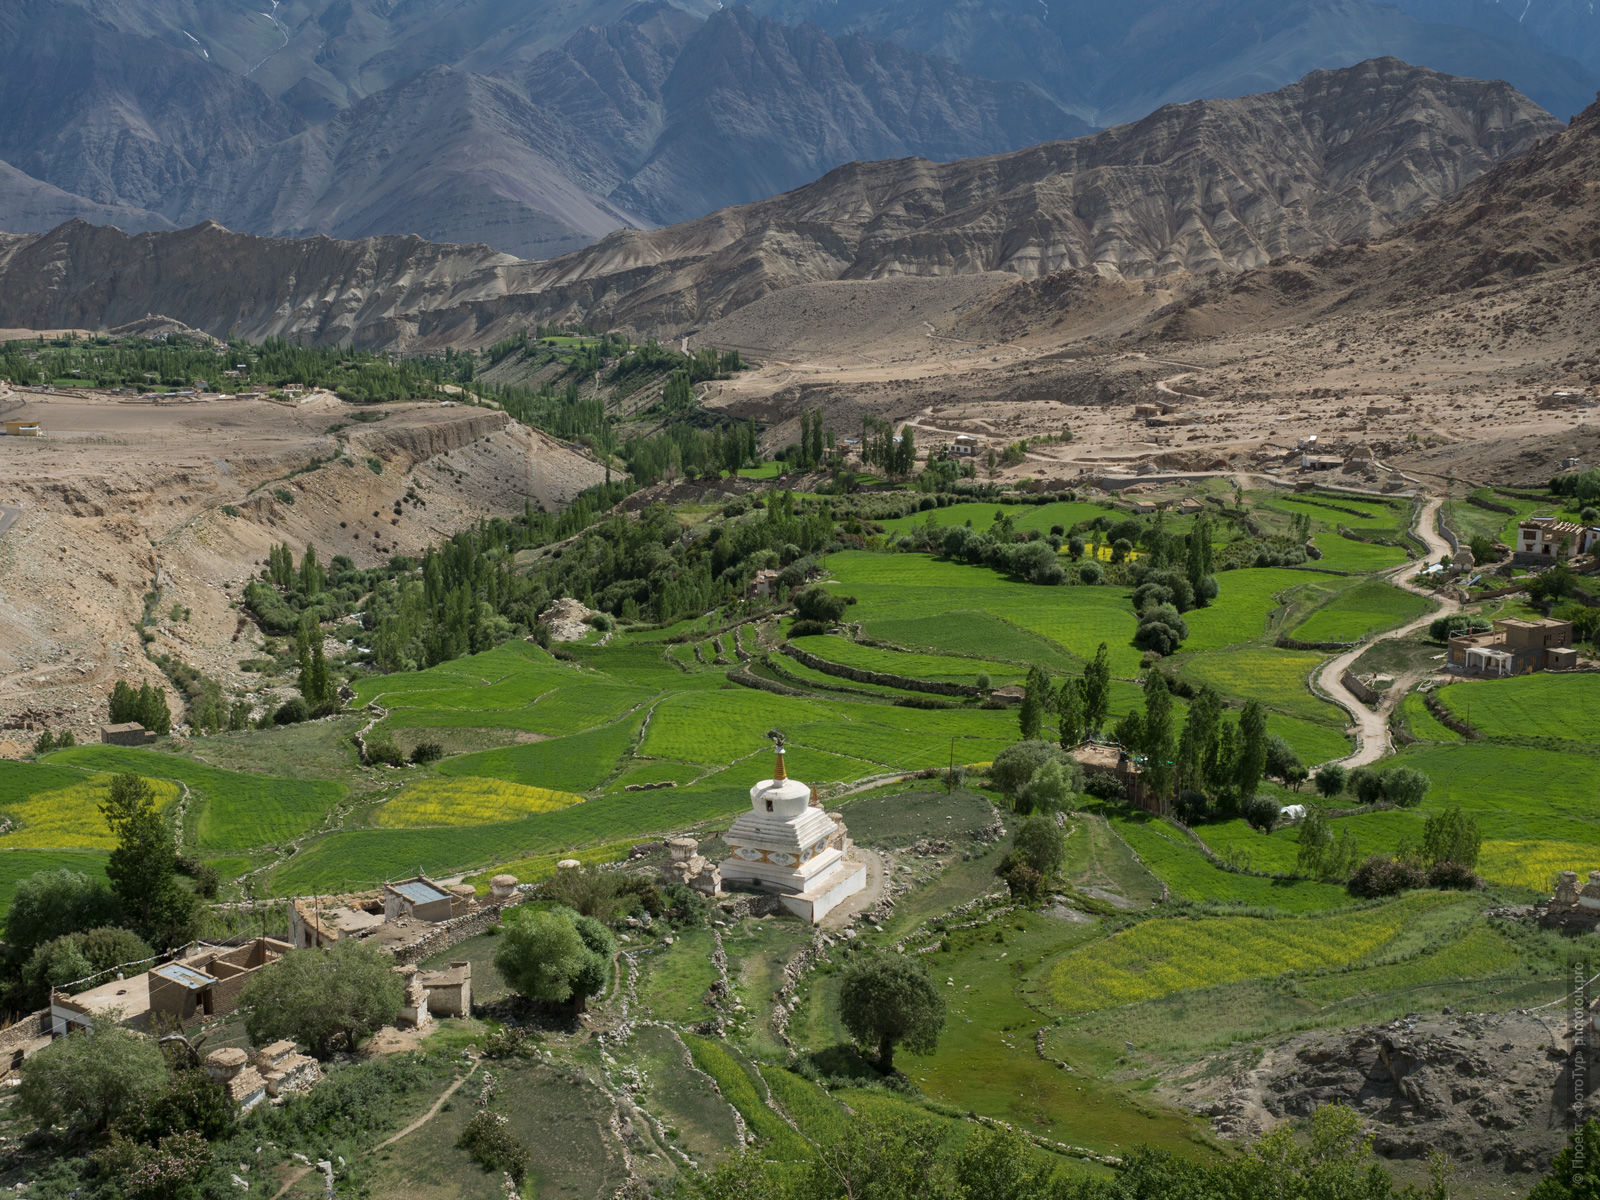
[390,894,525,966]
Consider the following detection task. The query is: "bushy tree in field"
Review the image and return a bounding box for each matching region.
[21,936,94,1000]
[240,940,402,1059]
[1016,758,1075,814]
[1242,794,1279,833]
[1348,766,1383,805]
[1421,804,1481,869]
[793,586,847,625]
[1010,815,1064,878]
[1134,603,1188,656]
[1264,734,1308,790]
[1297,809,1333,875]
[18,1019,167,1137]
[836,955,945,1071]
[1314,764,1347,798]
[5,868,120,957]
[989,741,1078,803]
[494,906,612,1012]
[1380,766,1431,808]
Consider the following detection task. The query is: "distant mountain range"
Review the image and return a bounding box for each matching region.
[746,0,1600,125]
[0,61,1559,347]
[0,0,1594,260]
[0,1,1086,257]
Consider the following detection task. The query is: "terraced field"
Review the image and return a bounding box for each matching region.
[1434,673,1600,746]
[1043,891,1461,1013]
[376,778,585,827]
[1289,578,1434,643]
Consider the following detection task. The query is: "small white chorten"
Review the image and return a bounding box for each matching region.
[719,743,866,924]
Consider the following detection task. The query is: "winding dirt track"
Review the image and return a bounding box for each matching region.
[1311,496,1457,767]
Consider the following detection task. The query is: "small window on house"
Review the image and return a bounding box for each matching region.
[765,799,773,812]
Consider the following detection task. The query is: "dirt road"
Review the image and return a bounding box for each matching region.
[1311,496,1456,767]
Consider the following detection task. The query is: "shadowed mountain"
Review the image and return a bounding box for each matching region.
[0,2,1086,258]
[0,62,1565,349]
[747,0,1600,126]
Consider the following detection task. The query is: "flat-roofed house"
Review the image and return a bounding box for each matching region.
[50,937,290,1034]
[1448,617,1574,675]
[1515,516,1600,563]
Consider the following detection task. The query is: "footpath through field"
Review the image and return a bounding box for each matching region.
[1312,495,1457,768]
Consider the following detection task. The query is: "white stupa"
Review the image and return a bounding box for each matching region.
[719,742,867,924]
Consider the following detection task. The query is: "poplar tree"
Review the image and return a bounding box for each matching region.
[1081,643,1111,735]
[1142,672,1175,807]
[1057,678,1085,749]
[1234,700,1269,804]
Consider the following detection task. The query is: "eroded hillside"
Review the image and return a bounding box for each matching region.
[0,387,605,743]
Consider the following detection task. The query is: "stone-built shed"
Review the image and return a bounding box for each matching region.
[100,722,156,746]
[383,877,457,923]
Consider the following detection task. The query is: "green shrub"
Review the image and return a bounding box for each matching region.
[989,740,1074,799]
[459,1110,529,1183]
[363,737,404,767]
[1347,856,1425,898]
[1242,794,1279,833]
[409,740,445,765]
[273,697,309,725]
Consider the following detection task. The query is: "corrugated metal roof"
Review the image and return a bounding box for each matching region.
[393,880,449,905]
[152,963,216,989]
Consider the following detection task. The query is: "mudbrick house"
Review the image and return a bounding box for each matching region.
[1447,617,1576,676]
[48,937,292,1035]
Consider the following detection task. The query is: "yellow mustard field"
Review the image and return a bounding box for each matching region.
[377,777,585,828]
[1046,892,1459,1013]
[1478,839,1599,892]
[0,773,180,850]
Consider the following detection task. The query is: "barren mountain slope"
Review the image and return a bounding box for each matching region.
[0,61,1557,349]
[0,221,519,348]
[1144,87,1600,347]
[0,387,606,739]
[682,94,1600,496]
[0,0,298,210]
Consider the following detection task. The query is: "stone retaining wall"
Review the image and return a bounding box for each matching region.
[727,664,810,697]
[781,644,978,697]
[1279,635,1360,652]
[0,1011,49,1077]
[1341,669,1383,706]
[1424,691,1481,740]
[391,895,524,966]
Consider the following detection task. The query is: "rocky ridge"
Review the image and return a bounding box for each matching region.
[0,60,1559,348]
